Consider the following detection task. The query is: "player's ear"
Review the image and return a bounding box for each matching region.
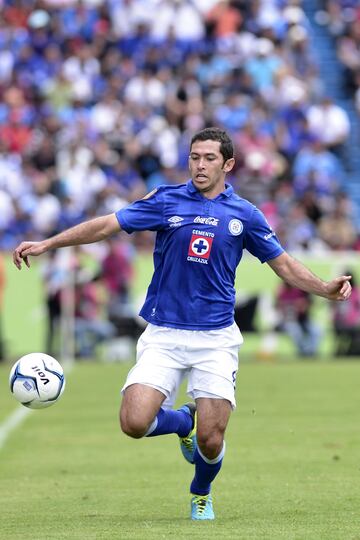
[223,158,235,173]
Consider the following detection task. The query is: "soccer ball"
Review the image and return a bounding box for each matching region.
[9,353,65,409]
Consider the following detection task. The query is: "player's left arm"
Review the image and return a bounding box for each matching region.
[267,252,352,301]
[13,213,121,270]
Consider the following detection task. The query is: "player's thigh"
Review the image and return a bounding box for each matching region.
[122,324,187,407]
[120,383,165,425]
[196,397,232,442]
[187,323,241,409]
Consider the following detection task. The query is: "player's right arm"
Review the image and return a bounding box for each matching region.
[13,213,121,270]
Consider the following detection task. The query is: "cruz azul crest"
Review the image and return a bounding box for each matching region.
[187,230,214,264]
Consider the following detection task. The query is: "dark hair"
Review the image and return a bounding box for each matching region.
[190,127,234,162]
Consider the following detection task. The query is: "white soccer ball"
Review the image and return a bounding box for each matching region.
[9,353,65,409]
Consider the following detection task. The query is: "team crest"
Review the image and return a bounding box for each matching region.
[228,219,243,236]
[188,234,213,263]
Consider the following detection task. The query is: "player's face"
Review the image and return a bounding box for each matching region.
[189,140,235,199]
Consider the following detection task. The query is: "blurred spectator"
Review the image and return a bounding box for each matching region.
[236,149,277,207]
[74,272,116,359]
[109,0,153,39]
[301,189,324,225]
[214,92,250,133]
[41,68,73,113]
[101,235,143,341]
[41,250,64,356]
[318,193,358,250]
[24,171,61,237]
[275,91,312,161]
[150,0,205,42]
[124,65,167,108]
[316,1,347,38]
[107,154,146,200]
[206,1,243,43]
[336,16,360,93]
[101,236,134,319]
[333,271,360,356]
[306,97,350,153]
[0,86,35,154]
[282,202,318,252]
[275,283,322,357]
[292,138,343,199]
[244,37,284,100]
[284,24,317,85]
[62,43,100,103]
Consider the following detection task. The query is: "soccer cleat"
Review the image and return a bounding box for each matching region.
[191,493,215,520]
[178,402,197,464]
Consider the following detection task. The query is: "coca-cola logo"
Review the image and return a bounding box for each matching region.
[193,216,219,226]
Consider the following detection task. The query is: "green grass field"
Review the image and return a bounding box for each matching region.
[1,359,359,540]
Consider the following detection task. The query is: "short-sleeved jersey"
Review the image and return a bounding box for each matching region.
[116,181,284,330]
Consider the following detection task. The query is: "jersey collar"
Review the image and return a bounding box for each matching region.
[187,180,234,198]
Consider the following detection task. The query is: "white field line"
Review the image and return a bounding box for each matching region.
[0,406,32,449]
[0,360,74,451]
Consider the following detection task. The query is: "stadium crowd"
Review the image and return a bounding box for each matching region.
[0,0,359,256]
[316,0,360,114]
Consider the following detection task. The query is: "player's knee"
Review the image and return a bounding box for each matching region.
[197,431,224,460]
[119,410,148,439]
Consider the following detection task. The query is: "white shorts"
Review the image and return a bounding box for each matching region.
[121,322,243,409]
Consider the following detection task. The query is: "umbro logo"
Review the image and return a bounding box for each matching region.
[168,216,184,223]
[168,215,184,228]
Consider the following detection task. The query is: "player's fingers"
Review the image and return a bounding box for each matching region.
[13,243,35,269]
[13,257,21,270]
[336,275,351,285]
[339,281,351,298]
[13,248,24,269]
[20,247,36,267]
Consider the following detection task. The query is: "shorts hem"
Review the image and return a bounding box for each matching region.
[189,389,236,410]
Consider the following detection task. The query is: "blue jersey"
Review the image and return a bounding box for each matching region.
[116,181,284,330]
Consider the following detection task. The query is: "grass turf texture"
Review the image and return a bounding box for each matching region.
[0,360,359,539]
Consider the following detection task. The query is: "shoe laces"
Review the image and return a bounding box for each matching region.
[192,495,209,516]
[182,435,194,450]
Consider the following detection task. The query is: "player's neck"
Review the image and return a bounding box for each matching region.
[197,182,227,200]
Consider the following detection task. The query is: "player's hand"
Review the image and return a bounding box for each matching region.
[13,241,48,270]
[324,275,352,301]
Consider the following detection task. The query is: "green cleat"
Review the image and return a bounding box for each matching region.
[178,402,197,464]
[191,493,215,520]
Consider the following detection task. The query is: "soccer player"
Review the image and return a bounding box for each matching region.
[13,128,352,520]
